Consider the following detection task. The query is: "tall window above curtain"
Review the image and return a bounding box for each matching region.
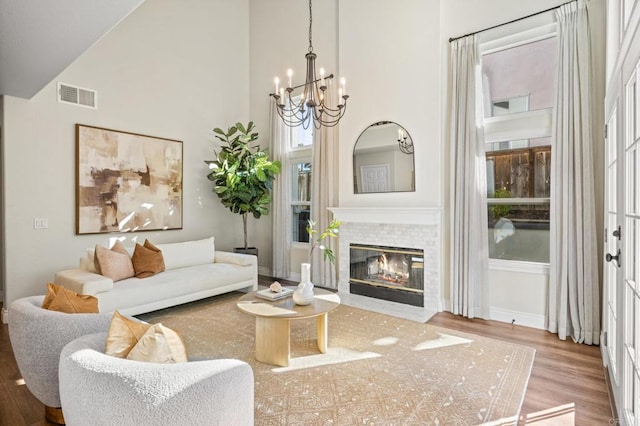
[287,95,314,244]
[480,27,557,264]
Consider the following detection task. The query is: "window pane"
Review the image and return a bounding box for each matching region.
[488,202,550,263]
[291,124,313,148]
[486,143,551,198]
[292,206,310,243]
[291,162,311,243]
[288,95,314,148]
[291,162,311,202]
[482,37,557,118]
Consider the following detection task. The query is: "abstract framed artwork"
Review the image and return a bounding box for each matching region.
[76,124,183,235]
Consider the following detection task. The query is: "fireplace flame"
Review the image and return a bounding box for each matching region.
[378,253,389,276]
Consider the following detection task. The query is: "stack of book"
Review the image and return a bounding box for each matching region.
[255,286,294,301]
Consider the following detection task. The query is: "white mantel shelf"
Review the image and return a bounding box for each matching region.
[329,207,442,225]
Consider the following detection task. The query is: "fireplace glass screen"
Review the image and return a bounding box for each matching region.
[349,244,424,306]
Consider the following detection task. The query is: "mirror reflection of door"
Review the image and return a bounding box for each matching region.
[353,121,415,194]
[360,164,390,193]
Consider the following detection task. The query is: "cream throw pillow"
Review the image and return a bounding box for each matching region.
[126,324,188,363]
[95,241,135,282]
[105,311,150,358]
[156,237,215,270]
[105,311,187,363]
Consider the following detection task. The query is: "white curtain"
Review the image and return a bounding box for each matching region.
[310,84,338,288]
[449,35,490,319]
[270,103,292,279]
[548,0,600,345]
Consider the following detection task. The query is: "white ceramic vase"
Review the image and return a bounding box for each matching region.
[293,263,314,305]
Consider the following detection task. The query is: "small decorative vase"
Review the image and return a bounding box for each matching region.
[293,263,314,305]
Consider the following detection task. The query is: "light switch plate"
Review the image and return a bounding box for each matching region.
[34,218,48,229]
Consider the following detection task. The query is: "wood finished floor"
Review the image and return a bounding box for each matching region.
[427,312,614,425]
[0,279,614,425]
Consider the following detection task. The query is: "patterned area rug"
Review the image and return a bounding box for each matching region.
[138,293,535,426]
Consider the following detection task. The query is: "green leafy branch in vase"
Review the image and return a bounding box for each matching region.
[306,219,341,264]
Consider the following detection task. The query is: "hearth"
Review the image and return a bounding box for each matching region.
[349,244,424,307]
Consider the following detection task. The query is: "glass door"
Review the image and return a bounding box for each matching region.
[605,107,620,386]
[606,3,640,423]
[622,65,640,426]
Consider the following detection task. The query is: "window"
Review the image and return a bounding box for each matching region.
[290,123,313,149]
[287,96,314,243]
[481,33,557,263]
[291,162,311,242]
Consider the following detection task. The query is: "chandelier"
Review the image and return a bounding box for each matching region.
[397,128,414,154]
[270,0,348,129]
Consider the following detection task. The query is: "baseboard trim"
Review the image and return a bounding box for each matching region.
[600,333,621,423]
[257,266,271,277]
[1,307,8,324]
[490,307,545,330]
[602,364,619,422]
[265,272,301,284]
[288,272,301,283]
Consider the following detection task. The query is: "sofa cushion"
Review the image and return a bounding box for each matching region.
[96,262,255,314]
[54,269,113,296]
[157,237,215,270]
[95,242,135,282]
[41,283,99,313]
[132,240,165,278]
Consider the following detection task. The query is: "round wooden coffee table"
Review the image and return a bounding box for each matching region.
[237,287,340,367]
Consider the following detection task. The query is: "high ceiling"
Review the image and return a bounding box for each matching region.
[0,0,144,99]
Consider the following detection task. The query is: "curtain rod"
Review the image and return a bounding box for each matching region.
[448,0,576,43]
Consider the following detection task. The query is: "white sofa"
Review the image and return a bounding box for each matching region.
[54,237,257,315]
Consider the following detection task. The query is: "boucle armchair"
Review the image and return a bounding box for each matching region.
[8,295,112,423]
[59,332,255,426]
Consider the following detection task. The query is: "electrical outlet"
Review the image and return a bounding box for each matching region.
[34,218,48,229]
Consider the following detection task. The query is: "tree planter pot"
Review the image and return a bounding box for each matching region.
[233,247,258,257]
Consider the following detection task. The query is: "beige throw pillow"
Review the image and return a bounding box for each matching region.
[131,239,165,278]
[41,283,99,313]
[95,241,135,282]
[105,311,187,363]
[126,324,188,363]
[105,311,150,358]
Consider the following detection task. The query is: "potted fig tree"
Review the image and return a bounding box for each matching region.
[205,121,281,256]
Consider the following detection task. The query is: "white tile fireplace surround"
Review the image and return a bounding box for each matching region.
[329,207,442,323]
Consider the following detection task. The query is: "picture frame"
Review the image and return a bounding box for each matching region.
[76,124,183,235]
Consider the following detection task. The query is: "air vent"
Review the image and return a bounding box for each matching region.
[57,82,97,109]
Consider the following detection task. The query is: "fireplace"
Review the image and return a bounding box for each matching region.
[349,244,424,307]
[330,207,441,322]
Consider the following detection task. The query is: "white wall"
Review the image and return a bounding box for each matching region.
[489,267,548,328]
[339,0,441,208]
[2,0,250,306]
